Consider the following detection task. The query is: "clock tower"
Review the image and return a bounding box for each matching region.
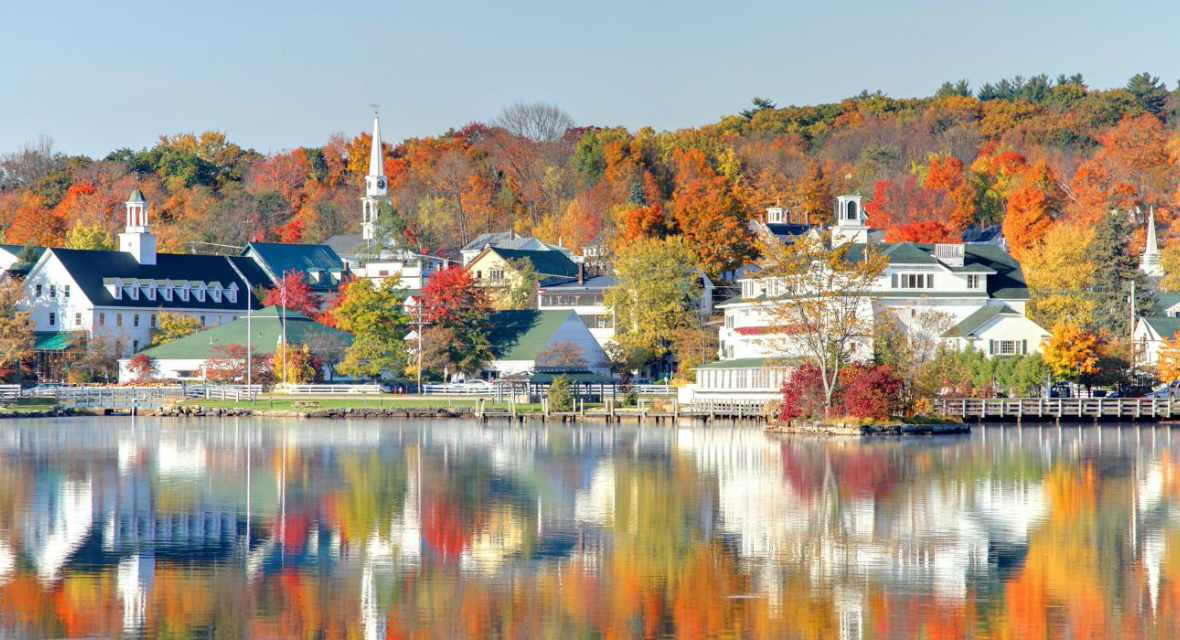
[361,109,389,243]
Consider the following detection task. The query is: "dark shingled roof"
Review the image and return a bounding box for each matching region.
[47,248,268,311]
[846,242,1030,299]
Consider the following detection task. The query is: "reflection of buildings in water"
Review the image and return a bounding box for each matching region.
[117,554,154,634]
[21,478,94,584]
[574,462,614,527]
[463,509,526,574]
[156,437,207,477]
[0,538,14,587]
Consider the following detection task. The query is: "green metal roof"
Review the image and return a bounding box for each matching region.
[140,306,352,360]
[1158,293,1180,311]
[127,188,146,203]
[489,247,580,278]
[33,332,82,351]
[942,305,1020,338]
[696,358,786,370]
[1144,316,1180,340]
[489,310,576,361]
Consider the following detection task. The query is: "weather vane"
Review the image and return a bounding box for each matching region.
[370,103,381,116]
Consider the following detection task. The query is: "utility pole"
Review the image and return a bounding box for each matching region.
[416,298,424,394]
[225,257,253,388]
[280,280,288,386]
[1130,278,1137,380]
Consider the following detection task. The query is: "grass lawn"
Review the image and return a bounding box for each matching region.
[0,398,57,414]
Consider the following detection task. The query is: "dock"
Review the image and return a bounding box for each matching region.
[934,397,1180,422]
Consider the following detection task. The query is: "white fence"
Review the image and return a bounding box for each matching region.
[276,384,383,395]
[633,384,675,396]
[0,385,19,402]
[185,385,262,402]
[422,382,496,396]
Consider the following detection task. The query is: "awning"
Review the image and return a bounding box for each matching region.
[33,332,82,351]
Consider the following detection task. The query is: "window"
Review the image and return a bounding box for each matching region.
[725,314,734,330]
[74,312,81,326]
[967,274,980,289]
[200,315,206,326]
[150,314,157,329]
[989,339,1028,356]
[34,284,42,297]
[64,284,70,298]
[892,273,934,289]
[98,313,105,326]
[49,285,56,298]
[133,314,140,328]
[116,314,122,327]
[48,312,56,326]
[489,267,504,281]
[846,200,858,220]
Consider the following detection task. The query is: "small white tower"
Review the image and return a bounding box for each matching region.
[118,188,156,265]
[361,107,390,243]
[1141,208,1164,277]
[832,194,869,246]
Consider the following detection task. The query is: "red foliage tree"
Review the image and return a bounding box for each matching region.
[778,364,827,422]
[125,353,157,382]
[839,365,902,419]
[263,270,323,316]
[616,204,672,245]
[422,266,490,326]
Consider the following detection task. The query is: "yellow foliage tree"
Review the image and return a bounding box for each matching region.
[1021,221,1097,327]
[1042,322,1102,381]
[1156,332,1180,383]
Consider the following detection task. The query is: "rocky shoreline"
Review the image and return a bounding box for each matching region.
[765,421,969,436]
[147,404,477,419]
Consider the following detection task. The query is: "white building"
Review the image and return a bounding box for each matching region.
[325,112,451,290]
[697,194,1050,399]
[19,190,269,357]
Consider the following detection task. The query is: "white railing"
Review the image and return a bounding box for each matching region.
[633,384,675,396]
[0,385,19,401]
[186,385,262,402]
[276,384,383,395]
[422,382,496,396]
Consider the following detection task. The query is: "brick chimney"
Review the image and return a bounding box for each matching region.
[577,262,584,284]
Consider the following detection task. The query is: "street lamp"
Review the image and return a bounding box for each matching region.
[224,257,252,389]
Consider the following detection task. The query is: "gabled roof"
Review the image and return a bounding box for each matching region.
[942,305,1023,338]
[140,306,352,360]
[479,247,580,278]
[1157,293,1180,311]
[847,241,1030,299]
[461,232,570,256]
[1143,316,1180,340]
[243,242,345,291]
[489,309,577,361]
[43,249,267,311]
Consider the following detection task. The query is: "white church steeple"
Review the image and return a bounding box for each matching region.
[1141,207,1164,277]
[832,194,869,246]
[361,107,389,243]
[118,188,156,265]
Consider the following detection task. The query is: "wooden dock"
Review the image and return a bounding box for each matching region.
[475,397,772,424]
[934,397,1180,421]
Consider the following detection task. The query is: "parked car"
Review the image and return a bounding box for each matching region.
[1048,384,1072,399]
[1153,382,1180,398]
[1110,385,1152,399]
[1091,389,1108,398]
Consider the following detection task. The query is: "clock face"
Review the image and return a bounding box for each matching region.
[375,178,386,190]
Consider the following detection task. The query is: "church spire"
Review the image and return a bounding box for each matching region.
[361,106,389,243]
[1141,207,1163,277]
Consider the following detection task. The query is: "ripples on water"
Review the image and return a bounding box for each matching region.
[0,419,1175,638]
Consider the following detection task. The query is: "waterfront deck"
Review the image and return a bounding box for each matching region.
[934,397,1180,421]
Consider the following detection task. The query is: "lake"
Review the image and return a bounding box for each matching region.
[0,418,1175,638]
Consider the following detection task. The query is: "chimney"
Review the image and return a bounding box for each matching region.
[509,228,515,240]
[577,262,584,284]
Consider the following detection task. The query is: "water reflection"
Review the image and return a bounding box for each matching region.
[0,419,1179,637]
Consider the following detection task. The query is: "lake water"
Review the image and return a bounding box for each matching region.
[0,419,1176,638]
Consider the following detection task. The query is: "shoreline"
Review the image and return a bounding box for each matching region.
[765,421,970,436]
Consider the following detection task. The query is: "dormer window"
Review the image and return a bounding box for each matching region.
[127,283,139,300]
[766,206,785,224]
[193,287,205,302]
[144,284,156,301]
[226,288,237,304]
[161,284,173,301]
[177,285,189,302]
[210,288,221,303]
[104,278,122,300]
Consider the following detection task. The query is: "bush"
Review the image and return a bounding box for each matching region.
[548,375,573,411]
[840,365,902,419]
[779,364,827,422]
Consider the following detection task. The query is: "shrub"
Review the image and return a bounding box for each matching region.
[779,364,827,422]
[840,365,902,419]
[548,375,574,411]
[126,353,158,382]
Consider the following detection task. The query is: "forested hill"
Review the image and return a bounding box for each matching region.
[1,72,1178,287]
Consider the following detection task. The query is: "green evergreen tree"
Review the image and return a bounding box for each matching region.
[1126,72,1169,118]
[1090,211,1155,335]
[626,181,647,206]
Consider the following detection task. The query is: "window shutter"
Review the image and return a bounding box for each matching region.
[989,340,996,355]
[1022,340,1027,355]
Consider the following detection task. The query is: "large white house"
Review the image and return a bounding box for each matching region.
[696,194,1050,400]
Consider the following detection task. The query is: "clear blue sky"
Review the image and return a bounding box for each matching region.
[2,0,1178,157]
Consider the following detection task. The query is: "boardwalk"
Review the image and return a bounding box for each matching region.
[935,397,1180,421]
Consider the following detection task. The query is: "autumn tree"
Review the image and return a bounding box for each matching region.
[754,228,888,411]
[605,237,700,370]
[150,311,203,346]
[421,265,493,376]
[1002,183,1054,261]
[125,353,158,382]
[535,340,588,368]
[263,270,323,316]
[64,221,114,250]
[0,278,33,382]
[1021,221,1098,328]
[670,176,753,279]
[331,278,409,380]
[1156,331,1180,383]
[1042,322,1103,385]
